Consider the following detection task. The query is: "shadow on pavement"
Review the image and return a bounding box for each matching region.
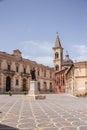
[0,123,19,130]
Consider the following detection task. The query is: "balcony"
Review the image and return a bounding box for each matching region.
[3,69,15,76]
[21,72,31,77]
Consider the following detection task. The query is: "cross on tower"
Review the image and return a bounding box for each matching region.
[56,32,58,35]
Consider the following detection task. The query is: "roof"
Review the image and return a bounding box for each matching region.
[62,54,73,66]
[65,65,74,75]
[55,34,62,48]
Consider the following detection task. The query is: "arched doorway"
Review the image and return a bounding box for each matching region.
[22,78,27,91]
[43,82,47,92]
[38,82,40,91]
[50,83,53,92]
[6,76,11,91]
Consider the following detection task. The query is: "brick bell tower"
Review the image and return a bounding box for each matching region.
[53,33,63,72]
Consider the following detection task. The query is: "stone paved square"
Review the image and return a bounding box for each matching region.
[0,94,87,130]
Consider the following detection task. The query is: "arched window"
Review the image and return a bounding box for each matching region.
[38,82,40,91]
[6,76,11,91]
[16,79,19,85]
[55,52,59,59]
[50,83,53,92]
[16,66,19,72]
[8,65,11,71]
[44,70,46,77]
[37,70,40,76]
[55,65,59,71]
[24,68,26,73]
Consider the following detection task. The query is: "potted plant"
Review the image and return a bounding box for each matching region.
[23,91,27,95]
[8,90,12,96]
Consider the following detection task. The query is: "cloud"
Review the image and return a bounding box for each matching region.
[20,40,53,67]
[72,44,87,62]
[20,41,87,66]
[35,56,53,67]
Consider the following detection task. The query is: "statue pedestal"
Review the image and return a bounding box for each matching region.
[28,81,46,100]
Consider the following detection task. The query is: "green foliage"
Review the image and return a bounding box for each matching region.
[23,91,27,95]
[8,90,12,96]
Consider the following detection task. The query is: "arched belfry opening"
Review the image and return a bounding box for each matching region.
[55,65,59,71]
[55,52,59,59]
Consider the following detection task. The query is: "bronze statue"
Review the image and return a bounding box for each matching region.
[30,67,36,81]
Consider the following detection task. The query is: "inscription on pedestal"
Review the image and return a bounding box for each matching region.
[28,81,46,100]
[29,81,39,95]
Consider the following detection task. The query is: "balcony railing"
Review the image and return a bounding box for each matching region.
[21,72,31,77]
[3,69,15,75]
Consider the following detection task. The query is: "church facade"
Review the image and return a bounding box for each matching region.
[0,49,54,94]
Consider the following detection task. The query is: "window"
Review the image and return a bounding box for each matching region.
[38,82,40,91]
[38,70,40,76]
[55,52,59,59]
[63,77,65,85]
[16,79,19,85]
[50,83,53,92]
[50,72,52,78]
[16,66,19,72]
[8,65,11,71]
[0,63,1,69]
[55,65,59,71]
[44,82,47,91]
[44,70,46,77]
[24,68,26,73]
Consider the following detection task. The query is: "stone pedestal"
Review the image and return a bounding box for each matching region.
[28,81,46,100]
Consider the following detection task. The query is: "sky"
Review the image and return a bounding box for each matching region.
[0,0,87,67]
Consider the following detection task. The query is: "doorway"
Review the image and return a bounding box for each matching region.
[22,78,27,91]
[6,76,11,91]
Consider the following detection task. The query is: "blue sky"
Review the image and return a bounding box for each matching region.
[0,0,87,67]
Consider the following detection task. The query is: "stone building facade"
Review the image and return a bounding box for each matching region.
[0,49,54,93]
[55,69,66,93]
[65,62,87,95]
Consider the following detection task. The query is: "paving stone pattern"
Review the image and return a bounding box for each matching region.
[0,94,87,130]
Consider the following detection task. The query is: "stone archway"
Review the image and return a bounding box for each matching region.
[43,82,47,92]
[6,76,11,91]
[50,82,53,92]
[38,82,40,91]
[22,78,27,91]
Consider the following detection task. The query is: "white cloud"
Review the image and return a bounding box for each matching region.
[72,44,87,62]
[35,56,53,67]
[20,40,53,67]
[73,45,87,54]
[20,41,87,66]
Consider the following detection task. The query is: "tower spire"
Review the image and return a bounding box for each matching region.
[55,32,62,48]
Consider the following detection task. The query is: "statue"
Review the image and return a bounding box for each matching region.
[30,67,36,81]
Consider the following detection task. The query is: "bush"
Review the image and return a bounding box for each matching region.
[8,90,12,96]
[23,91,27,95]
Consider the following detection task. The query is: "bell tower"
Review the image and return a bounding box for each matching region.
[53,33,63,71]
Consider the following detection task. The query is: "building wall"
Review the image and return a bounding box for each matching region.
[65,62,87,95]
[55,69,66,93]
[0,50,55,93]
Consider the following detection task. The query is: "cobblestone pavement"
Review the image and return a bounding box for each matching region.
[0,94,87,130]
